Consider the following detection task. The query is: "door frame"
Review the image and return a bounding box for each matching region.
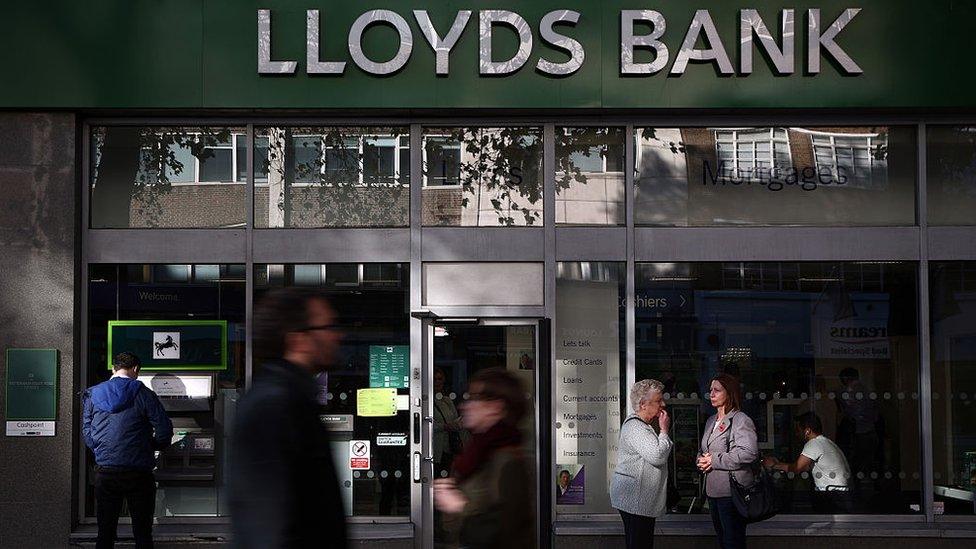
[410,311,551,549]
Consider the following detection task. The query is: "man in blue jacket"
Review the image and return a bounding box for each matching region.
[83,351,173,549]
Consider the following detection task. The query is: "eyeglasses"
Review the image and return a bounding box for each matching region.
[466,392,498,402]
[298,324,342,333]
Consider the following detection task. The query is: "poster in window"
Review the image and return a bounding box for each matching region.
[556,464,585,505]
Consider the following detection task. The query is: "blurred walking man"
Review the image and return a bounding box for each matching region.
[83,352,173,549]
[230,288,348,548]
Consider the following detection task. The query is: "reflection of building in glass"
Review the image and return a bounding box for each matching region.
[634,127,911,226]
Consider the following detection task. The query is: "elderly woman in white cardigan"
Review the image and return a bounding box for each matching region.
[610,379,673,549]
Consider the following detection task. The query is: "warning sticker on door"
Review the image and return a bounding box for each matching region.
[349,440,370,470]
[376,433,408,446]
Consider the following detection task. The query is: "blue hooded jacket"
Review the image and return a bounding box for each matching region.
[82,376,173,471]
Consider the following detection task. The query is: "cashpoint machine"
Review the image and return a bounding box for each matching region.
[107,319,230,516]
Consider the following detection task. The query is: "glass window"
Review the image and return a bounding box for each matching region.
[554,262,626,514]
[255,263,410,516]
[556,127,626,226]
[422,127,543,226]
[927,126,976,225]
[90,126,247,228]
[930,262,976,514]
[635,262,920,514]
[254,127,409,228]
[85,263,246,518]
[634,127,916,226]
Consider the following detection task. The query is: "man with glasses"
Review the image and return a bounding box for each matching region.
[229,288,347,548]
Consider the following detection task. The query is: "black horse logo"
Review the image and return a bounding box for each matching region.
[154,335,179,356]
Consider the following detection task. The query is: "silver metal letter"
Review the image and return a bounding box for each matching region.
[670,10,734,75]
[258,9,298,74]
[307,10,346,74]
[740,9,794,75]
[537,10,584,76]
[479,10,533,75]
[348,9,414,75]
[807,8,863,74]
[414,10,472,75]
[620,10,668,75]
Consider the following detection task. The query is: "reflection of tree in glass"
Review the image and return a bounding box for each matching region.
[555,127,627,186]
[91,127,232,228]
[262,127,409,227]
[426,127,543,226]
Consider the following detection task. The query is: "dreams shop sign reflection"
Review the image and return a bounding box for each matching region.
[258,8,863,77]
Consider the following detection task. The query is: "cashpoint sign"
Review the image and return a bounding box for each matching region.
[107,320,227,371]
[5,349,58,437]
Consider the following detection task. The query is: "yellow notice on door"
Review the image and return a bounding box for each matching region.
[356,388,398,417]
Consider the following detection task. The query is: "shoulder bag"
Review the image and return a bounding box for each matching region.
[726,415,778,523]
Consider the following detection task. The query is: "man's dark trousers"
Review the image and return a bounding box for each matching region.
[95,469,156,549]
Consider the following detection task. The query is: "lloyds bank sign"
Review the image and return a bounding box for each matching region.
[257,8,863,77]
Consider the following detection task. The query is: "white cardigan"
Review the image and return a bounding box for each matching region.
[609,414,673,517]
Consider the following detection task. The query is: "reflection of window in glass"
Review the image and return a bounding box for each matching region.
[423,137,462,186]
[422,127,543,227]
[199,137,234,182]
[633,126,915,227]
[554,262,626,515]
[90,126,246,228]
[235,135,269,183]
[809,131,887,184]
[556,127,625,226]
[255,263,410,517]
[714,128,791,181]
[255,127,409,228]
[635,261,920,515]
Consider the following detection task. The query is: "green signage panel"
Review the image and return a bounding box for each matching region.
[5,349,58,421]
[2,1,976,109]
[107,320,228,371]
[369,345,409,389]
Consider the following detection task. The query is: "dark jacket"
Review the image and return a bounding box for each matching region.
[82,375,173,471]
[229,360,347,549]
[454,446,534,549]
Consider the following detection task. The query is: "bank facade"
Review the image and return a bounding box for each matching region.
[2,1,976,548]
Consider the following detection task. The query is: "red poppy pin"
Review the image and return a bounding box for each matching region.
[718,422,727,433]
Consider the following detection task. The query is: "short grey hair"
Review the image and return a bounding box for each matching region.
[630,379,665,412]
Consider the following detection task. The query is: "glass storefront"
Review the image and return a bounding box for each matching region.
[78,120,976,538]
[86,264,246,517]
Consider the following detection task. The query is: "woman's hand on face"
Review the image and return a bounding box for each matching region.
[433,478,468,514]
[657,409,670,434]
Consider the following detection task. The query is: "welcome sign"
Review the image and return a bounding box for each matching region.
[260,8,862,77]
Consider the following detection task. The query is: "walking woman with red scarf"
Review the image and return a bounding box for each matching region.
[433,368,534,549]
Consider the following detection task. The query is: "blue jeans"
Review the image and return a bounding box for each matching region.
[708,496,746,549]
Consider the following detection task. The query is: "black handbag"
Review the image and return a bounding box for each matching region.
[726,416,778,523]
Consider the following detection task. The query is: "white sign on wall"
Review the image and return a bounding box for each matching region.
[152,332,181,359]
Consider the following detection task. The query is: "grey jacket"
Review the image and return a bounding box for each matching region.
[609,414,673,517]
[700,410,759,498]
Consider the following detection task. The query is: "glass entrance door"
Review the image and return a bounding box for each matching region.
[420,319,542,549]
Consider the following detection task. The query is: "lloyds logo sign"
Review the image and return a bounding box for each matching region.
[257,8,863,77]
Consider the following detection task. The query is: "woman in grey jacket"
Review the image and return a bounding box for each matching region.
[610,379,673,549]
[697,373,758,549]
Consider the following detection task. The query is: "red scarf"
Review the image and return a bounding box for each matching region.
[451,422,522,481]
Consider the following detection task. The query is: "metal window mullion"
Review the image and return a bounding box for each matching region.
[245,123,254,390]
[543,123,556,536]
[408,122,425,549]
[917,121,935,523]
[625,125,636,407]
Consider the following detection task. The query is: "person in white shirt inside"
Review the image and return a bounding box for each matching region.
[762,412,853,513]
